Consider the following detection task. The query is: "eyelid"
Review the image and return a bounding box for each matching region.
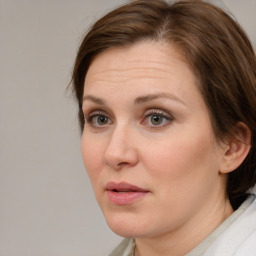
[83,109,112,126]
[141,108,173,128]
[143,108,173,119]
[87,110,108,119]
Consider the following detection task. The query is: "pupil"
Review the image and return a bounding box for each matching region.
[98,116,107,125]
[151,115,162,125]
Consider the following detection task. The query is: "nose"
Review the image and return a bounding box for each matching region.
[103,125,139,170]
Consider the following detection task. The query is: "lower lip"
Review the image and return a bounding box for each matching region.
[107,191,149,205]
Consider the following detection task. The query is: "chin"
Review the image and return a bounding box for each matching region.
[103,210,149,238]
[109,226,137,238]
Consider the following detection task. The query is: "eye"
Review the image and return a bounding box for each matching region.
[142,109,173,127]
[150,115,165,125]
[84,111,112,128]
[94,115,109,125]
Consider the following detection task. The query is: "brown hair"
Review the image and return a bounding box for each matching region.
[71,0,256,209]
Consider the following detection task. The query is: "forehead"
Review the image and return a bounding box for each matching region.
[83,41,203,108]
[85,41,190,83]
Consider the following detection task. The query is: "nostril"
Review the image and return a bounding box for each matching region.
[117,161,129,166]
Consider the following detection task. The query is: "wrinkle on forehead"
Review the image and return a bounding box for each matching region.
[85,42,189,85]
[85,41,195,92]
[87,68,178,84]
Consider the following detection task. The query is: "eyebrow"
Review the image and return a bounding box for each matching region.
[134,92,186,106]
[83,92,186,106]
[83,95,106,105]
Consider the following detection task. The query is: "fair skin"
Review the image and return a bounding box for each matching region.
[81,41,236,256]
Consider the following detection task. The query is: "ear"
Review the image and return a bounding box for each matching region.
[219,122,251,174]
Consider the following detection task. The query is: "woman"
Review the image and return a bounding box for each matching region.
[71,0,256,255]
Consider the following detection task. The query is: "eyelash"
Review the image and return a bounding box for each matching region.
[142,109,173,127]
[84,110,111,127]
[83,109,173,129]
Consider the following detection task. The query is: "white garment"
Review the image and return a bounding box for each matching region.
[109,194,256,256]
[204,195,256,256]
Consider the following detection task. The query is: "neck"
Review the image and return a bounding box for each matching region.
[134,197,233,256]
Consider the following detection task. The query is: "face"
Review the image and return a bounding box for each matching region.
[81,41,229,239]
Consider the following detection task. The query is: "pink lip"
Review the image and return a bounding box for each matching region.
[106,182,149,205]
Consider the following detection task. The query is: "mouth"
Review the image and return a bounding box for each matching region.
[105,182,149,205]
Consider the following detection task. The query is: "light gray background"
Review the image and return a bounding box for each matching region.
[0,1,255,255]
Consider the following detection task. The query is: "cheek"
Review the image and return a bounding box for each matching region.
[141,129,220,187]
[81,133,104,184]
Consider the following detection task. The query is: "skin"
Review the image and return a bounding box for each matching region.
[81,41,234,256]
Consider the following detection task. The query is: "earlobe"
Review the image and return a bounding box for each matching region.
[219,122,251,174]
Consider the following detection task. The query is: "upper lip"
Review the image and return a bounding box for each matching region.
[106,182,149,192]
